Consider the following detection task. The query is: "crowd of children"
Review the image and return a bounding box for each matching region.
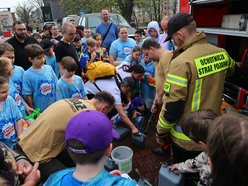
[0,69,24,149]
[0,18,156,146]
[0,14,248,186]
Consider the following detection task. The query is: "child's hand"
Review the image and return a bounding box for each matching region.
[16,158,33,177]
[170,164,179,173]
[91,52,96,60]
[144,72,156,86]
[148,82,156,87]
[110,169,121,176]
[26,107,35,115]
[151,103,158,114]
[23,163,40,186]
[132,110,140,119]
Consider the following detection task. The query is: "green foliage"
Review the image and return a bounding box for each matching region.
[135,0,163,21]
[58,0,115,15]
[58,0,136,22]
[15,0,43,25]
[15,3,33,24]
[116,0,135,22]
[58,0,171,25]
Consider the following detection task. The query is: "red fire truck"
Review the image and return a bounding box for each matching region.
[179,0,248,114]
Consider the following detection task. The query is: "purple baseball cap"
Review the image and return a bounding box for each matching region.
[65,110,120,154]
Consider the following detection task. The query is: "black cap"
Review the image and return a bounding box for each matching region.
[40,39,53,51]
[165,12,195,42]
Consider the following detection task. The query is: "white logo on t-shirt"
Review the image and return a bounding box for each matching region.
[72,93,82,99]
[14,83,21,92]
[2,122,15,139]
[40,83,52,96]
[123,47,132,55]
[15,93,22,106]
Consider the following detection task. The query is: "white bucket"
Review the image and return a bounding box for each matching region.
[111,146,133,173]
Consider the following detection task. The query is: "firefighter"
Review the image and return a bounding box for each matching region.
[154,12,236,162]
[142,39,173,156]
[142,39,173,114]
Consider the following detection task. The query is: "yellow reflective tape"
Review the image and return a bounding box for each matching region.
[194,51,229,78]
[158,117,175,129]
[168,74,188,83]
[167,74,188,88]
[170,127,191,141]
[230,59,236,69]
[164,82,171,93]
[191,79,203,111]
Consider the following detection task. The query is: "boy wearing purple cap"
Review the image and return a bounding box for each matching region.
[44,110,136,186]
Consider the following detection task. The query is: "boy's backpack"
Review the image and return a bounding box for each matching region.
[86,61,116,83]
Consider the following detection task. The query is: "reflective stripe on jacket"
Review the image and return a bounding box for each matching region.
[157,32,236,150]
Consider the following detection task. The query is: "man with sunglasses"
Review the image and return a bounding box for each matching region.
[54,22,81,76]
[6,20,38,70]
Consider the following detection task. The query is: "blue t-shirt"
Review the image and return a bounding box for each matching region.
[96,22,118,50]
[124,55,141,66]
[22,65,57,112]
[139,61,155,103]
[56,75,88,100]
[9,80,26,118]
[0,96,22,149]
[45,54,60,78]
[109,38,136,62]
[44,168,136,186]
[81,42,88,54]
[84,51,98,63]
[61,172,86,186]
[81,37,86,44]
[10,65,24,95]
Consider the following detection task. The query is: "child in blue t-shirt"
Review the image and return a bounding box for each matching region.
[40,39,60,78]
[11,65,25,96]
[0,44,34,118]
[85,38,97,65]
[8,80,27,118]
[22,44,57,112]
[140,54,155,109]
[44,110,136,186]
[0,43,24,94]
[56,56,88,100]
[0,76,24,149]
[81,27,92,53]
[124,46,142,66]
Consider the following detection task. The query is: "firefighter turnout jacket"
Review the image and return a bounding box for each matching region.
[155,51,173,95]
[157,32,236,151]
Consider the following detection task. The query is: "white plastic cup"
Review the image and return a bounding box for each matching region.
[111,146,133,173]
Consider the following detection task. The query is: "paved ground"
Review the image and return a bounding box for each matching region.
[113,119,171,186]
